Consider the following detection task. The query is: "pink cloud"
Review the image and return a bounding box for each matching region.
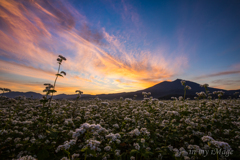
[0,0,189,94]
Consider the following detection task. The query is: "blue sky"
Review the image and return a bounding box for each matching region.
[0,0,239,94]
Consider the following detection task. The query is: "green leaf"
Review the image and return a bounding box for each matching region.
[161,146,168,149]
[130,149,139,155]
[142,153,148,158]
[46,129,58,138]
[48,90,57,93]
[162,126,169,131]
[56,74,63,77]
[81,147,88,152]
[64,149,70,155]
[145,151,154,156]
[89,149,97,157]
[121,152,127,157]
[37,149,49,160]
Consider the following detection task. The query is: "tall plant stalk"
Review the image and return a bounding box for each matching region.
[42,55,67,124]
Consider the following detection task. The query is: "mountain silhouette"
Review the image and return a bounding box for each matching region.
[1,79,239,100]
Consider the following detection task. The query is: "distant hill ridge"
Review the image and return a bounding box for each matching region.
[1,79,239,100]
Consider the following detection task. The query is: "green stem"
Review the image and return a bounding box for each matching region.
[53,63,61,88]
[46,63,61,124]
[197,98,199,107]
[68,151,71,160]
[49,62,61,105]
[84,152,87,160]
[184,89,186,101]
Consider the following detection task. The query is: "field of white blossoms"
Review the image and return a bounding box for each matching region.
[0,55,240,160]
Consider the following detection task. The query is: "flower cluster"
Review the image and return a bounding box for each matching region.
[0,79,239,159]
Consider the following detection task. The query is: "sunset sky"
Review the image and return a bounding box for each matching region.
[0,0,240,95]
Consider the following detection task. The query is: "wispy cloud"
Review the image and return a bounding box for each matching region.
[212,79,240,86]
[0,0,188,94]
[232,63,240,70]
[120,0,140,26]
[0,80,44,93]
[0,60,55,80]
[194,70,240,80]
[211,79,240,90]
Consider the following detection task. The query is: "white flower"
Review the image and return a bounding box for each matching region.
[115,149,121,156]
[71,153,79,160]
[185,85,191,90]
[116,139,121,144]
[196,92,207,97]
[102,157,107,160]
[181,80,186,86]
[184,156,190,160]
[133,143,140,150]
[113,124,119,128]
[209,140,232,150]
[129,128,141,136]
[146,147,151,151]
[130,156,135,160]
[181,151,188,156]
[201,136,214,142]
[173,148,179,153]
[101,102,109,106]
[17,155,37,160]
[106,133,121,141]
[168,145,173,151]
[175,152,181,157]
[104,146,111,151]
[86,140,101,150]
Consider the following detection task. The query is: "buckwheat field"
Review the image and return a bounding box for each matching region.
[0,56,239,160]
